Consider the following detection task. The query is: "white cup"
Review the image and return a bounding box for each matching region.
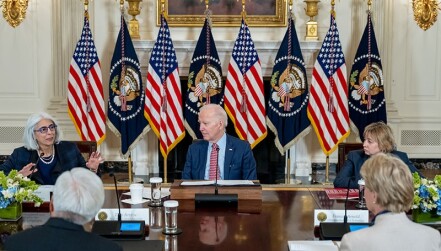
[129,183,144,203]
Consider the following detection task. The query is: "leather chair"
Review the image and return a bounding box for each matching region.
[336,142,363,173]
[72,141,97,161]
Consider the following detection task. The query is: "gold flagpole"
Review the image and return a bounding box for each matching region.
[161,0,168,184]
[128,154,133,183]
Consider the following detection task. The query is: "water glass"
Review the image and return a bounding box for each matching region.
[149,206,163,229]
[150,177,163,206]
[356,179,367,209]
[163,200,179,234]
[164,235,178,251]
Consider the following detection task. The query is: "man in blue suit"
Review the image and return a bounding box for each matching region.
[182,104,257,180]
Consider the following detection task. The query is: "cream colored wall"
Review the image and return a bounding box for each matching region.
[0,0,440,176]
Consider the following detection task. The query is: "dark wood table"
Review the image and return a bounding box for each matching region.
[18,187,440,251]
[99,187,352,251]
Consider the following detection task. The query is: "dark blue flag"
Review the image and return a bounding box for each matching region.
[267,17,310,155]
[184,18,223,139]
[107,16,149,157]
[349,11,387,141]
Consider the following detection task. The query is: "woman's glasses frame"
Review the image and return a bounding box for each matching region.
[34,124,57,134]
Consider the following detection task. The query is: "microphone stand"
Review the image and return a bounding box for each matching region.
[29,151,44,181]
[343,178,351,226]
[111,172,122,224]
[319,178,353,240]
[194,143,238,209]
[91,171,145,240]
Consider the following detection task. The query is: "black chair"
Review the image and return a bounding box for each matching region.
[336,143,363,173]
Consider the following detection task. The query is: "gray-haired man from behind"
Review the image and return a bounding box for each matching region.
[4,168,123,251]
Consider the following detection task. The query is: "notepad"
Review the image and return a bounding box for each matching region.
[181,180,255,186]
[288,240,338,251]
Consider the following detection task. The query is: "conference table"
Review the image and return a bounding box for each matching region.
[8,185,369,251]
[98,186,356,251]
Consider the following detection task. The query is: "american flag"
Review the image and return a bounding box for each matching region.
[307,14,350,155]
[144,15,185,158]
[224,19,267,148]
[68,14,105,144]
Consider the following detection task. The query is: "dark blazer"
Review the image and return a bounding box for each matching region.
[182,134,257,180]
[0,141,88,185]
[4,217,123,251]
[333,149,421,188]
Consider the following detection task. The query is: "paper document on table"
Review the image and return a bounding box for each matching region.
[181,180,254,186]
[288,240,338,251]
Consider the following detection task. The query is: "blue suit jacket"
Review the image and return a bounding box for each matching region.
[0,141,88,185]
[333,150,421,188]
[182,134,257,180]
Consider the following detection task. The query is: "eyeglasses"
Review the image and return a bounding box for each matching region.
[34,124,57,134]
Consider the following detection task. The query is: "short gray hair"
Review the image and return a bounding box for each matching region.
[23,112,61,150]
[199,104,228,128]
[52,168,104,225]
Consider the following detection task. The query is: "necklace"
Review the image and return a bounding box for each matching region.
[38,145,55,165]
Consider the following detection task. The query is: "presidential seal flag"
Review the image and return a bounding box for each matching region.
[185,17,223,139]
[349,10,386,141]
[267,16,310,155]
[225,18,267,148]
[68,12,105,144]
[107,15,149,157]
[307,12,350,155]
[144,14,185,158]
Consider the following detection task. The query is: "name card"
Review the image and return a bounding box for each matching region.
[95,208,149,223]
[313,209,369,226]
[22,212,51,230]
[33,185,54,202]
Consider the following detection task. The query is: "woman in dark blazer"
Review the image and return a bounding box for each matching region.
[334,122,420,189]
[0,112,102,185]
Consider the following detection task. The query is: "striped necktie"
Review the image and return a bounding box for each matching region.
[209,143,219,180]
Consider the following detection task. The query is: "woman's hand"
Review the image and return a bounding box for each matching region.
[19,163,37,177]
[86,151,104,173]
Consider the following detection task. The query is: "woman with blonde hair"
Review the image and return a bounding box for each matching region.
[340,153,441,251]
[334,121,420,188]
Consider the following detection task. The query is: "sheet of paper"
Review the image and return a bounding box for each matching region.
[288,240,338,251]
[180,180,254,186]
[33,185,54,202]
[122,187,171,199]
[181,180,214,186]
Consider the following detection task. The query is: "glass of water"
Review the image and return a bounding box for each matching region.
[356,179,367,209]
[149,177,163,207]
[163,200,181,235]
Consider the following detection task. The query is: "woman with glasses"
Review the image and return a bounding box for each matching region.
[0,112,103,185]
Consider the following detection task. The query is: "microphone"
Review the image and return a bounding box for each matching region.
[29,151,44,181]
[319,178,354,240]
[343,178,350,225]
[110,172,122,224]
[91,170,145,240]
